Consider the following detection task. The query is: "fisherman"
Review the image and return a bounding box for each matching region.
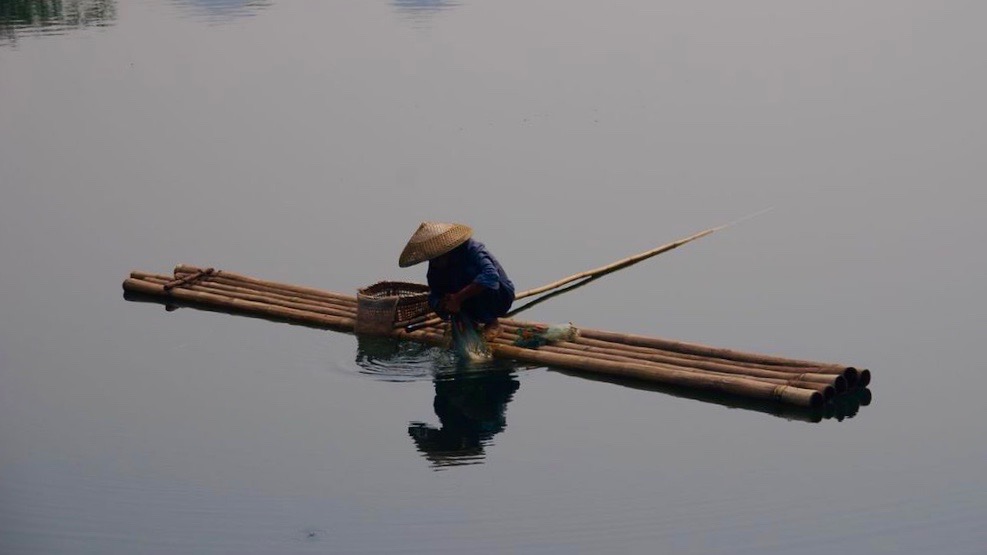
[399,222,515,338]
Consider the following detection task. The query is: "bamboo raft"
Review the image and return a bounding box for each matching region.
[122,265,870,410]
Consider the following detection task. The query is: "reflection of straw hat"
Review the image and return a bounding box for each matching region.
[399,222,473,267]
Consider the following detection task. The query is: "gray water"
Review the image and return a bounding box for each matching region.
[1,1,985,553]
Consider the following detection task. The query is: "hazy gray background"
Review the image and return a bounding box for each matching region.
[1,1,984,553]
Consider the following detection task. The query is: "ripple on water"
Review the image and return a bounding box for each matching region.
[170,0,271,23]
[352,335,517,382]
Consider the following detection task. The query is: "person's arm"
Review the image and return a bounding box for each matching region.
[444,242,501,313]
[444,281,487,314]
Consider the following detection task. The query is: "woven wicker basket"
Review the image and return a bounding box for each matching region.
[355,281,431,335]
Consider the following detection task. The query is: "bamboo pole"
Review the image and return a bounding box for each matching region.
[493,343,822,407]
[174,265,358,305]
[578,326,856,373]
[514,209,774,302]
[516,226,724,300]
[141,272,359,314]
[499,321,830,370]
[409,318,861,387]
[571,335,841,374]
[392,328,823,406]
[490,338,837,399]
[512,336,847,392]
[423,326,838,399]
[122,278,356,331]
[499,319,858,385]
[483,328,842,393]
[132,274,358,320]
[210,277,357,309]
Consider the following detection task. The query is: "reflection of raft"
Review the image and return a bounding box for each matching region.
[123,265,870,409]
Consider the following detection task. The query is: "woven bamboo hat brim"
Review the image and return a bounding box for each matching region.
[399,222,473,267]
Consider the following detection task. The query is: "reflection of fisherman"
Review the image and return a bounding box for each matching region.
[399,222,515,338]
[408,371,520,468]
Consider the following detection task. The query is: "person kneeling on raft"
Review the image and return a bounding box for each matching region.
[399,222,515,336]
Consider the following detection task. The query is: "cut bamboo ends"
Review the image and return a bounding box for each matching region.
[123,265,870,411]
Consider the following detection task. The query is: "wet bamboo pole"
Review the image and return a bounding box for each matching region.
[498,322,829,371]
[481,334,837,399]
[122,278,356,330]
[412,323,832,399]
[484,328,841,395]
[174,265,358,306]
[579,326,870,387]
[170,272,358,309]
[139,271,359,313]
[395,329,823,408]
[499,320,859,385]
[502,333,847,392]
[572,335,842,374]
[578,326,857,371]
[132,273,358,320]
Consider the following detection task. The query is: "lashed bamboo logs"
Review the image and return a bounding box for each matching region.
[478,328,839,399]
[394,328,823,407]
[123,266,867,409]
[174,265,358,306]
[131,273,357,319]
[579,327,855,374]
[500,332,846,393]
[122,278,356,331]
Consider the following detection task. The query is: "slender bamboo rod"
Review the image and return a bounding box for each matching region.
[132,275,358,320]
[175,265,358,305]
[123,278,356,331]
[514,209,774,302]
[393,328,823,406]
[571,335,845,375]
[499,319,857,385]
[171,272,359,309]
[516,226,723,300]
[487,337,837,399]
[486,327,843,389]
[141,272,359,313]
[509,335,847,392]
[494,343,822,407]
[578,327,855,372]
[484,338,832,400]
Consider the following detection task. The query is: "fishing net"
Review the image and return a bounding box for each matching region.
[513,323,579,348]
[447,313,493,362]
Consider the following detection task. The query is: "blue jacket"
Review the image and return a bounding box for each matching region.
[427,238,515,324]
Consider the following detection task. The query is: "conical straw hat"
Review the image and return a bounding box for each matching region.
[399,222,473,267]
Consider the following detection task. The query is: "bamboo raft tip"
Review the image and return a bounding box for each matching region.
[833,374,848,394]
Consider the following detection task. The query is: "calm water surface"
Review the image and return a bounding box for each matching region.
[2,1,985,553]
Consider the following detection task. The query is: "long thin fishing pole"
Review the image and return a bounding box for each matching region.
[514,207,774,301]
[506,274,602,318]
